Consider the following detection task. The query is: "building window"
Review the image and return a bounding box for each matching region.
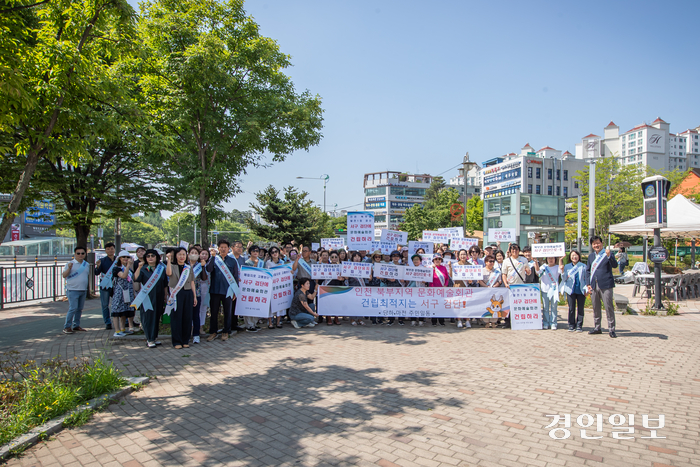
[556,169,560,180]
[574,181,579,188]
[536,185,541,194]
[536,168,541,179]
[365,187,386,197]
[488,199,501,213]
[528,167,532,178]
[563,186,568,197]
[528,184,533,194]
[556,186,560,196]
[563,170,568,181]
[638,131,642,137]
[548,169,553,180]
[547,186,552,195]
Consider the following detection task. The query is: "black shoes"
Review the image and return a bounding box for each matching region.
[105,323,113,330]
[588,329,602,335]
[609,331,617,338]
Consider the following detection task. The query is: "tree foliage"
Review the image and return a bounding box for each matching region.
[465,195,483,235]
[400,188,462,241]
[424,176,446,203]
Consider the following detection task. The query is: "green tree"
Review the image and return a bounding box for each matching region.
[138,0,324,245]
[0,0,138,242]
[247,186,329,245]
[465,196,483,234]
[98,219,165,246]
[400,188,462,240]
[424,176,446,202]
[162,213,196,245]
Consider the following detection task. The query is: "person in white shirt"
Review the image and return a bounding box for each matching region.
[62,246,91,334]
[539,256,562,330]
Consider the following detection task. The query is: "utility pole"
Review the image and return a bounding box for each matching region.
[461,153,477,234]
[115,218,121,252]
[577,194,582,252]
[588,161,596,248]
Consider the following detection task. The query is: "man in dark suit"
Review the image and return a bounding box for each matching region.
[205,239,240,341]
[587,236,618,338]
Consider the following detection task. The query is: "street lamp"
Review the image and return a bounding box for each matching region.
[296,174,329,213]
[461,153,478,233]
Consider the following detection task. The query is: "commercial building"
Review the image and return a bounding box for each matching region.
[363,171,432,236]
[447,162,482,201]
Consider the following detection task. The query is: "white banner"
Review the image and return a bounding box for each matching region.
[311,263,342,280]
[531,242,565,258]
[321,238,344,250]
[450,237,479,250]
[422,230,451,244]
[420,254,434,268]
[403,266,433,282]
[408,241,434,255]
[451,264,483,281]
[348,211,375,251]
[509,284,543,330]
[318,286,511,319]
[311,242,320,251]
[370,241,398,255]
[380,229,408,245]
[373,263,402,280]
[341,261,372,278]
[489,228,516,242]
[438,227,464,239]
[238,267,273,318]
[270,266,293,316]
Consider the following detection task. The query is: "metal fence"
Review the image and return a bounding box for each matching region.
[0,264,98,309]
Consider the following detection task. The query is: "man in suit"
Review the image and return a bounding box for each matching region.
[587,236,618,338]
[206,239,240,341]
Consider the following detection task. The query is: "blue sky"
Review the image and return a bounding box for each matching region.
[130,0,700,217]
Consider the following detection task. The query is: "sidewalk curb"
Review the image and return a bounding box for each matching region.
[0,376,150,460]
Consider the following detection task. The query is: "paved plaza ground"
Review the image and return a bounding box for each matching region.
[1,284,699,467]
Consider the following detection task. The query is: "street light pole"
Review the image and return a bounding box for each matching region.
[296,174,330,214]
[461,153,477,234]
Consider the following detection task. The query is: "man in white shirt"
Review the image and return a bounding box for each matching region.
[62,246,91,334]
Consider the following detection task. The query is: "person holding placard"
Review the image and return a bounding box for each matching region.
[367,250,384,325]
[539,256,561,330]
[346,252,367,326]
[407,253,427,327]
[265,246,286,329]
[452,249,472,329]
[429,253,450,327]
[559,250,588,332]
[244,245,267,332]
[62,246,90,334]
[586,236,618,338]
[338,249,348,263]
[468,246,485,268]
[478,254,503,328]
[324,250,346,326]
[380,251,404,326]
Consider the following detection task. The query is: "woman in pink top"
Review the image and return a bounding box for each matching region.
[429,253,450,326]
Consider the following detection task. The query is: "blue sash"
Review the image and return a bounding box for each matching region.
[589,250,607,282]
[165,264,191,315]
[130,264,165,312]
[215,255,240,299]
[67,260,88,280]
[99,257,118,289]
[298,258,312,275]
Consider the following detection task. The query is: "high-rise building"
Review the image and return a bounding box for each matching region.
[363,171,432,236]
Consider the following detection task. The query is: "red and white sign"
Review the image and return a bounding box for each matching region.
[11,224,20,241]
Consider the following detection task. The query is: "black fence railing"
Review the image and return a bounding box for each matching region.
[0,264,99,309]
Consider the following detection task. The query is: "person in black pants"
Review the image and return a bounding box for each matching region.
[559,250,588,332]
[133,249,168,348]
[206,239,240,342]
[166,248,196,349]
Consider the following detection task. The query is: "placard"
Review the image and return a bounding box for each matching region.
[489,229,516,243]
[311,242,320,251]
[370,241,397,255]
[531,242,565,258]
[402,266,433,282]
[341,261,372,278]
[270,265,293,315]
[450,237,479,250]
[179,240,189,250]
[438,227,464,239]
[238,267,273,318]
[380,229,408,245]
[311,263,342,280]
[509,284,543,330]
[318,286,511,319]
[420,254,434,268]
[372,263,402,280]
[408,241,434,255]
[451,264,483,281]
[348,211,375,251]
[422,230,451,244]
[321,238,345,250]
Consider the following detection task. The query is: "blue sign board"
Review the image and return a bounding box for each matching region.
[24,200,55,225]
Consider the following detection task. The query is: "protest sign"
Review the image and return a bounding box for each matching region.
[402,266,433,282]
[311,263,342,280]
[321,238,345,250]
[438,227,464,239]
[311,242,320,251]
[347,212,375,250]
[489,229,516,242]
[238,267,273,318]
[179,240,189,250]
[450,237,479,250]
[451,264,483,281]
[370,241,398,255]
[341,261,372,278]
[270,266,293,316]
[318,286,510,319]
[531,242,566,258]
[509,284,542,330]
[408,241,434,255]
[420,254,434,268]
[422,230,452,244]
[372,263,402,280]
[380,229,408,245]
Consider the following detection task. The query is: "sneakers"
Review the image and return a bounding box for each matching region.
[207,333,218,342]
[306,322,316,327]
[551,325,557,330]
[419,321,424,327]
[291,320,300,329]
[62,328,74,334]
[457,321,463,329]
[113,332,126,337]
[154,341,162,346]
[221,333,229,341]
[568,327,575,332]
[386,322,393,326]
[192,336,200,344]
[398,320,405,326]
[575,328,583,333]
[147,341,157,348]
[123,329,134,335]
[105,323,113,330]
[440,322,446,326]
[72,326,87,332]
[411,321,416,327]
[246,327,258,332]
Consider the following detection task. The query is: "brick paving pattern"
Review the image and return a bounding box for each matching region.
[2,285,699,466]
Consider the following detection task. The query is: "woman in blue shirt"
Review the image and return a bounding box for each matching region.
[559,250,589,333]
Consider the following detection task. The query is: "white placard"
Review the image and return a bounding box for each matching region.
[420,254,434,268]
[438,227,464,239]
[408,241,434,255]
[489,229,516,243]
[531,242,566,258]
[450,237,479,250]
[311,242,320,251]
[370,241,397,255]
[509,284,543,330]
[321,238,344,250]
[341,261,372,278]
[311,263,342,280]
[451,264,483,281]
[347,211,375,251]
[238,267,273,318]
[422,230,452,244]
[179,240,189,250]
[380,229,408,245]
[270,266,293,315]
[372,263,402,280]
[402,266,433,282]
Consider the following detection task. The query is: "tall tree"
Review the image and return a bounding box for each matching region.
[465,195,483,234]
[138,0,324,244]
[0,0,137,242]
[400,188,462,240]
[424,176,446,203]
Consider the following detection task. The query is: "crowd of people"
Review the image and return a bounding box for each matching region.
[61,235,621,348]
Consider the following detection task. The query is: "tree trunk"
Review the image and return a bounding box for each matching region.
[199,187,209,247]
[0,148,42,243]
[74,224,91,249]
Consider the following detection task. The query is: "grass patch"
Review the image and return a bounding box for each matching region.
[0,351,125,446]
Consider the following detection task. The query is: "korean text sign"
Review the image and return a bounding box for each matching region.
[370,241,398,255]
[373,263,401,280]
[270,265,293,315]
[450,238,479,250]
[451,264,483,281]
[341,261,372,278]
[422,230,451,244]
[239,267,273,318]
[321,238,345,250]
[380,229,408,245]
[348,212,375,250]
[489,229,516,242]
[531,243,565,258]
[509,284,543,330]
[408,241,434,255]
[311,263,342,280]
